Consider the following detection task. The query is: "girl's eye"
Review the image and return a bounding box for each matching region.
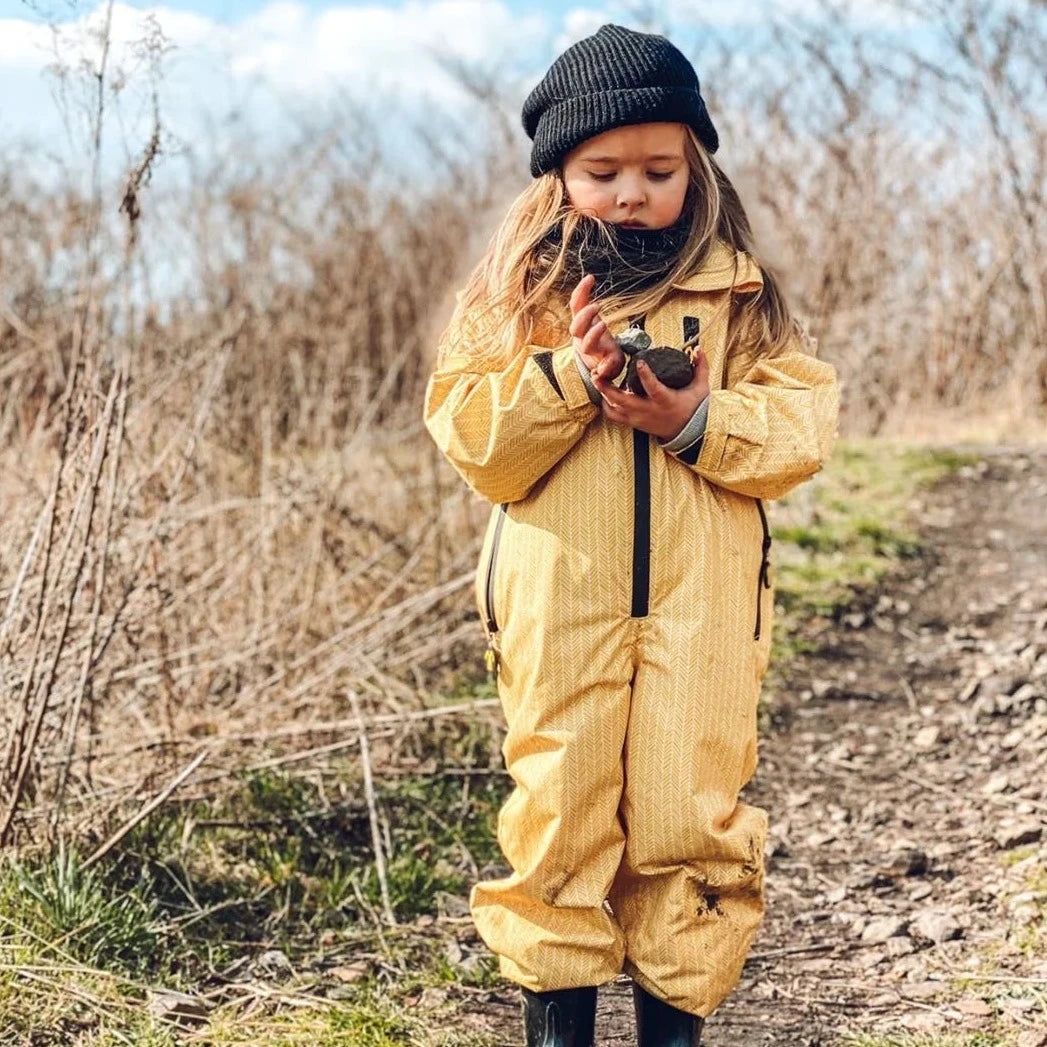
[589,172,675,182]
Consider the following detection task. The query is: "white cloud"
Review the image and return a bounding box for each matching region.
[0,0,552,171]
[0,0,934,180]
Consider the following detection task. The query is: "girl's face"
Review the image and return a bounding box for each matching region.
[561,122,689,230]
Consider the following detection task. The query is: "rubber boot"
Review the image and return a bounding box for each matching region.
[521,985,598,1047]
[632,981,705,1046]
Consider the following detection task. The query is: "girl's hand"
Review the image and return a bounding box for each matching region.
[593,347,711,442]
[570,274,625,382]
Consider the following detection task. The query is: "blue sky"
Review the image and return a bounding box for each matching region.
[0,0,961,189]
[2,0,564,18]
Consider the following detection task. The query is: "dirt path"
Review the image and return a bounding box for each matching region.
[461,445,1047,1047]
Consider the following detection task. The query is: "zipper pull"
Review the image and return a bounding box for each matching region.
[483,635,501,677]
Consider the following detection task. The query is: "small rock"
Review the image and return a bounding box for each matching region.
[805,830,837,847]
[459,952,486,975]
[910,910,963,944]
[994,819,1043,849]
[146,990,211,1027]
[1017,1031,1047,1047]
[888,846,930,877]
[885,935,915,958]
[954,997,993,1016]
[900,980,943,1000]
[908,883,933,902]
[889,955,928,981]
[329,961,370,984]
[868,991,899,1006]
[617,327,652,353]
[1001,726,1027,749]
[252,949,293,979]
[913,725,940,749]
[979,672,1018,698]
[1011,683,1040,706]
[1008,895,1043,927]
[417,986,448,1009]
[435,891,471,918]
[862,916,907,943]
[855,947,887,970]
[982,772,1011,794]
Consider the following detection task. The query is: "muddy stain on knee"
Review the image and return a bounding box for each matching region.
[693,883,724,917]
[542,869,572,906]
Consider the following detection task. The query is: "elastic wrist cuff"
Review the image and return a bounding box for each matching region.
[574,349,603,405]
[658,394,710,452]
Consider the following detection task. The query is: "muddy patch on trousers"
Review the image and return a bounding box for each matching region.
[696,889,723,918]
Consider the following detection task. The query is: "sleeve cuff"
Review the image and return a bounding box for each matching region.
[657,394,710,453]
[540,343,597,411]
[574,348,603,405]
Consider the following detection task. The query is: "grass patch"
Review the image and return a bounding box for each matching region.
[766,440,979,666]
[0,715,510,1045]
[201,986,493,1046]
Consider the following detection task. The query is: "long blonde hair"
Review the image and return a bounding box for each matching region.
[444,125,802,369]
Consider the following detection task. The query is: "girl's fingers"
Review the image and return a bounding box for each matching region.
[569,302,601,337]
[595,373,630,412]
[570,273,595,313]
[581,318,607,354]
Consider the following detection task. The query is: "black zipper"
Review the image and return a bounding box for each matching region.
[754,497,772,640]
[483,502,509,674]
[628,314,651,619]
[631,428,651,618]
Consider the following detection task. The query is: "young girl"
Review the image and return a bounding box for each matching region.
[424,23,839,1047]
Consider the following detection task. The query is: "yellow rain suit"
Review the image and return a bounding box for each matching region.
[423,238,840,1018]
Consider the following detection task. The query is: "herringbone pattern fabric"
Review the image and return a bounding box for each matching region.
[423,238,839,1018]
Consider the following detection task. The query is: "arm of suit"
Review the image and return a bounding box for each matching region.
[423,295,599,504]
[657,321,840,501]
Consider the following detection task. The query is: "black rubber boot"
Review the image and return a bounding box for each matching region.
[632,981,705,1046]
[521,985,598,1047]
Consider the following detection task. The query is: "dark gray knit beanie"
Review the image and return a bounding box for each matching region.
[522,23,719,178]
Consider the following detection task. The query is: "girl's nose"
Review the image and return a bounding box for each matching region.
[616,177,646,207]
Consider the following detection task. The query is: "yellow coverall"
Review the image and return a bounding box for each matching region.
[423,238,840,1018]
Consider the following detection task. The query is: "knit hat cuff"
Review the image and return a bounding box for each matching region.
[529,86,718,177]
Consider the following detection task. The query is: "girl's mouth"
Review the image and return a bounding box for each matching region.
[620,221,646,228]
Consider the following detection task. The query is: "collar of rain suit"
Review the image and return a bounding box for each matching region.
[528,238,766,344]
[669,237,764,294]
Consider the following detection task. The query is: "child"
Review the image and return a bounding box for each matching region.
[423,23,839,1047]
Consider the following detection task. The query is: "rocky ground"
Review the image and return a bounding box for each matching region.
[456,445,1047,1046]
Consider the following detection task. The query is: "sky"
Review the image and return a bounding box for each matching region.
[0,0,954,194]
[0,0,1010,302]
[0,0,936,167]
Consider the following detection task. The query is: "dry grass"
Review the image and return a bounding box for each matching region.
[0,0,1044,857]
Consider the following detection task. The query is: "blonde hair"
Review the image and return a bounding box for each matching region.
[443,126,803,369]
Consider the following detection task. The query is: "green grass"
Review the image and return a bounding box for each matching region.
[765,440,978,670]
[0,714,509,1045]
